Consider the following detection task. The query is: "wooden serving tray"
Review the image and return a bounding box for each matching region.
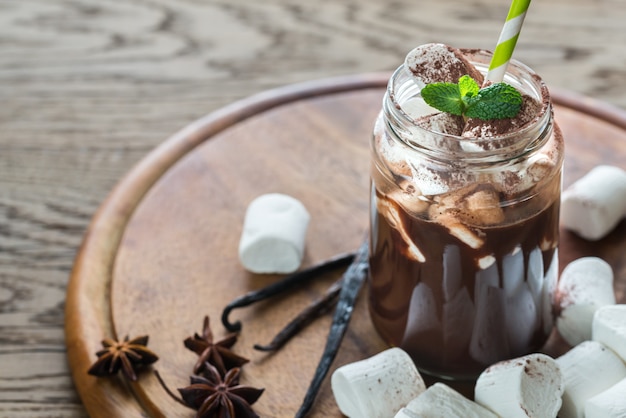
[65,73,626,417]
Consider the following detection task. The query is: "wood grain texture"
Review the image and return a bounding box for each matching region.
[0,0,625,416]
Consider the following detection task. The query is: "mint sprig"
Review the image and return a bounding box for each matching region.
[421,75,523,120]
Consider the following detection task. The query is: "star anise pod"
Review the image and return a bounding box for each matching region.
[87,335,159,381]
[183,364,264,418]
[155,363,264,418]
[184,316,249,376]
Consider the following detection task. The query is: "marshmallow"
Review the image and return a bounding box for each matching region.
[394,408,419,418]
[541,253,559,335]
[556,340,626,418]
[387,182,430,217]
[402,96,440,120]
[474,353,564,418]
[561,165,626,241]
[462,187,505,226]
[556,257,615,346]
[331,348,426,418]
[395,383,497,418]
[463,93,543,138]
[428,184,503,247]
[444,217,485,249]
[585,377,626,418]
[377,196,426,262]
[592,304,626,362]
[404,43,484,86]
[470,263,508,365]
[527,154,556,183]
[400,283,441,345]
[431,212,484,249]
[238,193,310,274]
[415,112,465,136]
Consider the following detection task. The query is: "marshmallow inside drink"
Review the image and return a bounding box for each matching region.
[368,44,564,379]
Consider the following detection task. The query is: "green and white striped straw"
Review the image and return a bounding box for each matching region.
[486,0,532,83]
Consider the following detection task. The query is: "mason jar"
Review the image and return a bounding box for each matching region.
[368,48,564,380]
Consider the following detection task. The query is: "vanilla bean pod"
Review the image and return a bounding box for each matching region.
[254,278,342,352]
[295,240,369,418]
[221,251,355,332]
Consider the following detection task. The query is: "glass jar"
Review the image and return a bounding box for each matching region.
[368,48,564,380]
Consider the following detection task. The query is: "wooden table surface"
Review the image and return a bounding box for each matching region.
[1,1,625,417]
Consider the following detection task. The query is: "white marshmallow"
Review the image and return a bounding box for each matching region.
[474,353,564,418]
[561,165,626,241]
[400,283,441,346]
[387,182,430,216]
[404,43,482,86]
[556,340,626,418]
[396,383,497,418]
[402,96,439,119]
[331,348,426,418]
[592,304,626,362]
[542,253,559,335]
[463,187,505,226]
[585,377,626,418]
[556,257,615,346]
[377,196,426,262]
[238,193,310,274]
[434,213,484,249]
[469,263,508,365]
[527,153,556,183]
[394,408,419,418]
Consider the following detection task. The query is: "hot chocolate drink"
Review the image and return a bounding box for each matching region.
[368,44,564,379]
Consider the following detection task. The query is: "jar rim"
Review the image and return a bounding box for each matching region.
[385,48,553,161]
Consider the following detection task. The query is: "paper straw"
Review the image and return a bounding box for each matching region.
[486,0,532,83]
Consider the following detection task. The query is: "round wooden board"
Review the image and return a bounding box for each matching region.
[65,73,626,418]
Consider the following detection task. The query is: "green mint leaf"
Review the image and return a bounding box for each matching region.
[465,83,523,120]
[421,77,523,120]
[421,82,464,116]
[458,75,479,99]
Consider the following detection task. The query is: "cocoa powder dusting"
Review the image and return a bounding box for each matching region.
[462,93,542,138]
[406,43,484,85]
